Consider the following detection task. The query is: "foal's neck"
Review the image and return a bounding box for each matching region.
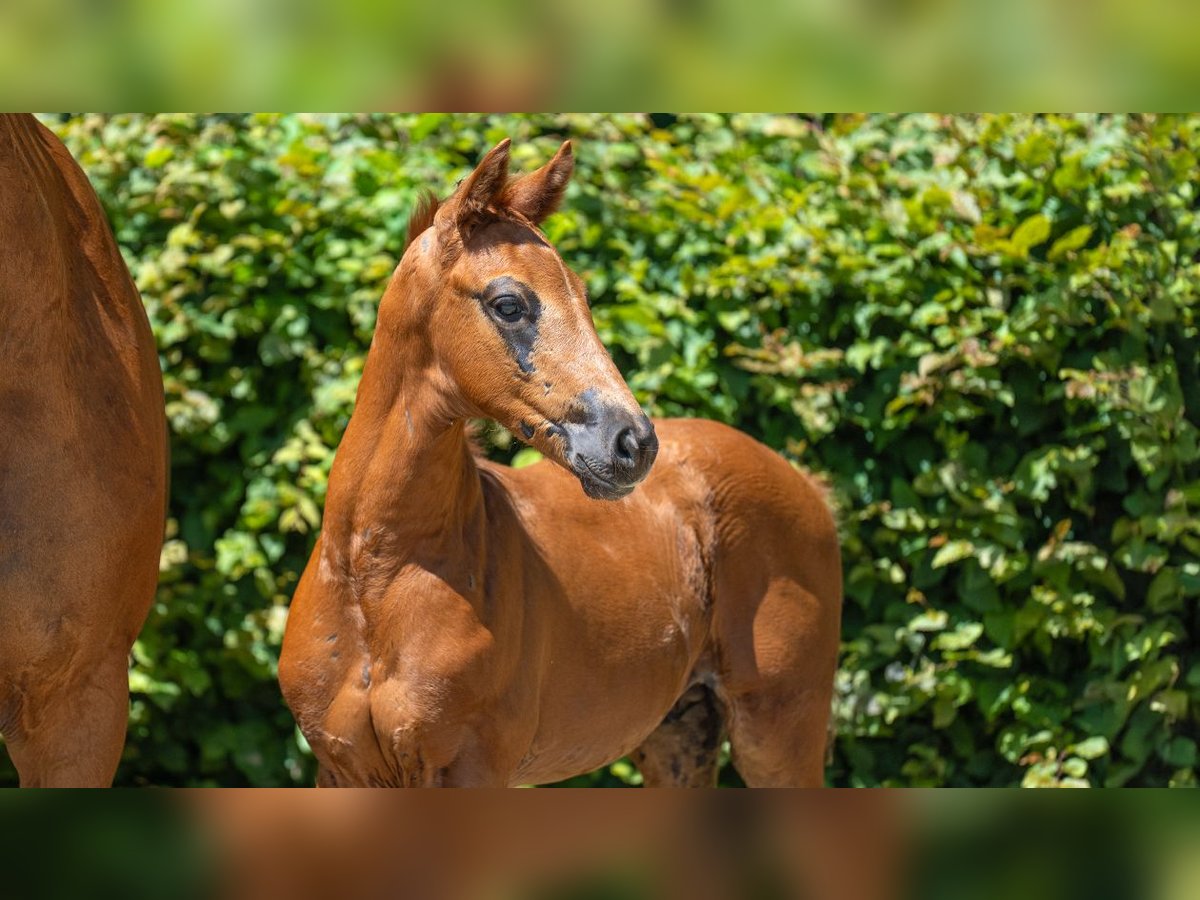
[321,316,483,576]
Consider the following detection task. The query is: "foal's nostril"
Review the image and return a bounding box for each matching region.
[616,427,638,464]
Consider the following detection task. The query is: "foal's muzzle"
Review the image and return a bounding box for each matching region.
[564,410,658,500]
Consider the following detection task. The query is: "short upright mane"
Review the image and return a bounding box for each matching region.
[405,190,440,250]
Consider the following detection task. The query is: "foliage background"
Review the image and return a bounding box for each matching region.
[8,113,1196,787]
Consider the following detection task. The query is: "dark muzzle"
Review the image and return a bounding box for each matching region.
[564,409,658,500]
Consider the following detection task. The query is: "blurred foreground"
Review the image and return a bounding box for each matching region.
[1,792,1197,900]
[3,1,1199,107]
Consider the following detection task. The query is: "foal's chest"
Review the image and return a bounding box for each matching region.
[294,505,712,786]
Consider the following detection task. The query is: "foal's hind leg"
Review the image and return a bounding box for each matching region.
[723,685,831,788]
[629,683,724,788]
[720,581,839,788]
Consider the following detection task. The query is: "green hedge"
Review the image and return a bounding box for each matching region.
[11,113,1195,786]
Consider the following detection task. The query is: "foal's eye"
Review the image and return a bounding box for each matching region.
[490,295,525,322]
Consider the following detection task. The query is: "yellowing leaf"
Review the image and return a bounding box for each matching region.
[1047,224,1093,261]
[1071,736,1109,760]
[144,144,174,168]
[932,540,976,569]
[511,448,544,469]
[1011,214,1052,254]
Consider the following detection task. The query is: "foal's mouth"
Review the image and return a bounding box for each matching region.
[572,456,637,501]
[546,402,657,501]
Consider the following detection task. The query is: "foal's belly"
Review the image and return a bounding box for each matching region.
[494,465,714,784]
[512,577,706,784]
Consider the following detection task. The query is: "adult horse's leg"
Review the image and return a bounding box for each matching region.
[629,683,724,788]
[1,529,158,786]
[4,651,130,787]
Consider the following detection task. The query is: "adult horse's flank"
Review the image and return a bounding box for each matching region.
[279,139,842,786]
[0,115,167,786]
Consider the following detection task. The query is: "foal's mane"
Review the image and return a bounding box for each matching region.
[405,190,440,250]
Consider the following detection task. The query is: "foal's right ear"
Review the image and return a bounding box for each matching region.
[437,139,512,241]
[503,141,574,224]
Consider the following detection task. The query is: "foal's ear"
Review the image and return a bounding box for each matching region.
[438,138,512,238]
[502,141,574,225]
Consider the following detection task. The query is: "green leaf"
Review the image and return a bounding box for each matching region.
[1161,737,1197,768]
[1146,567,1181,613]
[1071,736,1109,760]
[1011,214,1052,255]
[511,448,544,469]
[1047,225,1093,261]
[1061,757,1088,779]
[144,145,174,168]
[909,609,949,632]
[934,621,984,651]
[931,540,976,569]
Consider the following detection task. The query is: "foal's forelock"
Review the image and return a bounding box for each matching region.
[404,190,554,270]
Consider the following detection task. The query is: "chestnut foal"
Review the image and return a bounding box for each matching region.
[279,140,842,787]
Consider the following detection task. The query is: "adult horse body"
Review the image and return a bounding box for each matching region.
[280,140,841,786]
[0,115,166,786]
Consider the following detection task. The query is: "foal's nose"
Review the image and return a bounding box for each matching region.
[611,414,658,483]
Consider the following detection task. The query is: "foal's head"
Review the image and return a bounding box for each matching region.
[392,139,657,500]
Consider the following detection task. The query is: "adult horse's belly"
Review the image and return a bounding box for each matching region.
[487,456,714,784]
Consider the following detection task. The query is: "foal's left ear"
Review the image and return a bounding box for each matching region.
[502,141,574,225]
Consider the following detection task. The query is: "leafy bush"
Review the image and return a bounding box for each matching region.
[8,113,1194,786]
